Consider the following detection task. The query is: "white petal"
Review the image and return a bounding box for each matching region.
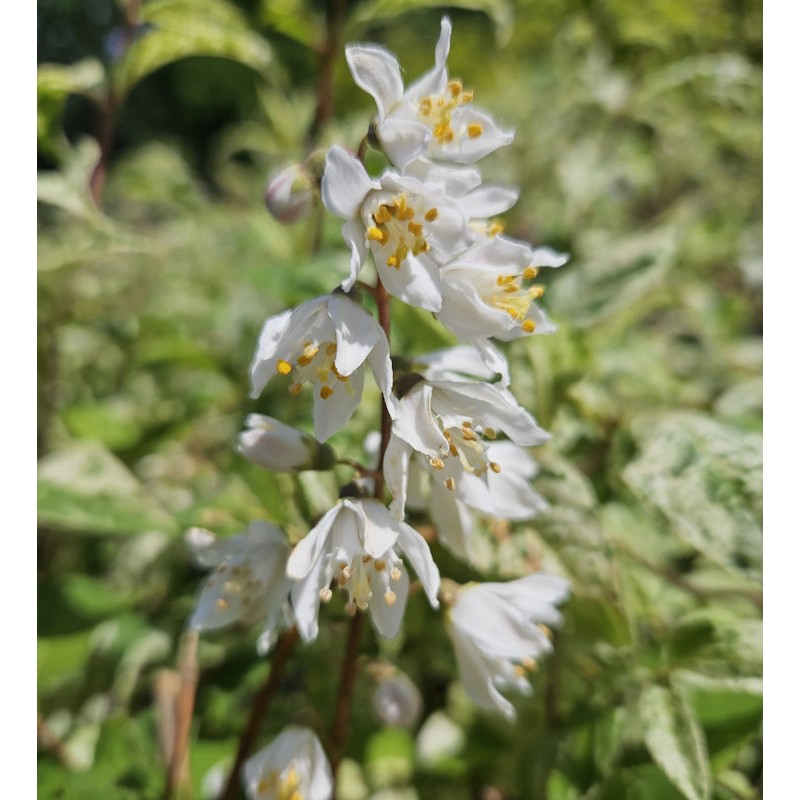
[486,440,538,479]
[437,273,516,341]
[312,365,364,442]
[328,295,380,376]
[378,117,431,170]
[368,565,409,639]
[289,554,328,643]
[384,434,411,519]
[340,219,368,291]
[396,522,440,607]
[249,308,293,397]
[461,185,519,218]
[393,382,449,457]
[487,469,549,520]
[428,484,474,561]
[360,500,401,557]
[529,245,570,268]
[185,526,222,568]
[375,251,442,312]
[321,145,377,219]
[366,330,398,419]
[431,106,514,163]
[287,504,340,579]
[345,44,404,119]
[474,339,511,388]
[403,158,482,196]
[404,16,452,101]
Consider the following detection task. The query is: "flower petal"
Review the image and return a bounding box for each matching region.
[312,364,364,441]
[287,504,341,579]
[340,218,368,291]
[396,522,440,607]
[384,434,411,519]
[428,483,474,561]
[378,117,431,170]
[321,145,378,219]
[404,16,452,101]
[461,185,519,218]
[375,251,443,312]
[345,44,405,120]
[360,500,401,557]
[368,565,409,638]
[393,382,449,457]
[328,295,380,376]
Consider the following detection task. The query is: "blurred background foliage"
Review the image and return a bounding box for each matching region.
[37,0,762,798]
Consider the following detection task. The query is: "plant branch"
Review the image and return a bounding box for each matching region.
[307,0,344,147]
[219,626,300,800]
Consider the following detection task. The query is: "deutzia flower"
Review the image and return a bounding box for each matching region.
[186,521,292,654]
[243,725,332,800]
[346,17,514,168]
[286,498,440,642]
[321,145,473,311]
[383,377,550,522]
[415,341,510,388]
[404,440,549,561]
[238,414,336,472]
[437,237,569,341]
[444,574,570,721]
[250,294,395,442]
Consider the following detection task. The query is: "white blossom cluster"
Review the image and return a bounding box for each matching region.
[186,18,571,798]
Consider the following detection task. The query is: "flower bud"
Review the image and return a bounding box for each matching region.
[371,669,423,728]
[238,414,335,472]
[263,163,317,224]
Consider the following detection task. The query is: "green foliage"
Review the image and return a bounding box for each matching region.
[38,0,761,798]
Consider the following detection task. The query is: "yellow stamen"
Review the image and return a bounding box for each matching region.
[444,477,456,491]
[523,266,539,280]
[319,385,334,400]
[424,208,439,222]
[489,462,501,473]
[384,590,397,606]
[467,123,483,138]
[429,457,445,470]
[375,559,386,571]
[522,320,536,333]
[276,359,292,375]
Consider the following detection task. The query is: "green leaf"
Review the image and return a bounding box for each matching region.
[365,728,415,788]
[38,442,176,536]
[114,0,273,94]
[621,411,762,578]
[639,684,711,800]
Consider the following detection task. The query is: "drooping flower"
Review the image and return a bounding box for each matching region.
[321,146,473,311]
[346,17,514,168]
[444,574,570,720]
[437,237,569,341]
[238,414,336,472]
[401,440,549,561]
[243,726,333,800]
[250,294,395,442]
[186,521,292,654]
[383,377,550,523]
[264,162,317,224]
[286,498,440,642]
[371,667,423,728]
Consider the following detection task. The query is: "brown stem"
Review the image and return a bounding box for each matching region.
[329,610,366,781]
[307,0,344,147]
[163,631,199,800]
[219,627,300,800]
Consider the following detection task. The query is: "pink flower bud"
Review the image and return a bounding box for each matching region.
[264,163,317,224]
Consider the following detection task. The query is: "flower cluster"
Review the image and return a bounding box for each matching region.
[186,18,571,798]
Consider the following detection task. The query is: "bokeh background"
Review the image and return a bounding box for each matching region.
[37,1,762,798]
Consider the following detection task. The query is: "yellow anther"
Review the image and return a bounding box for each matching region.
[529,286,545,299]
[216,598,229,610]
[461,425,477,441]
[537,623,553,639]
[412,239,430,256]
[289,382,303,396]
[319,587,332,602]
[449,443,459,457]
[408,221,423,237]
[513,665,527,678]
[424,207,439,222]
[390,567,402,581]
[434,123,454,143]
[467,123,483,138]
[319,385,334,400]
[384,590,397,607]
[386,255,399,268]
[374,205,393,224]
[461,90,474,103]
[484,427,497,440]
[522,320,536,333]
[276,359,292,375]
[496,274,514,286]
[326,342,337,355]
[489,462,501,473]
[487,221,505,237]
[523,266,539,280]
[444,477,456,491]
[429,456,445,470]
[315,367,330,382]
[297,344,319,366]
[523,657,539,671]
[375,559,386,571]
[448,79,463,97]
[362,554,372,563]
[367,226,389,244]
[462,420,472,428]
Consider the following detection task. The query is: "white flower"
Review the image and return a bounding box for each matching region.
[346,17,514,168]
[249,294,395,442]
[264,163,317,224]
[286,498,440,642]
[403,440,549,561]
[186,521,292,654]
[383,378,549,522]
[321,145,473,311]
[445,574,570,720]
[238,414,336,472]
[437,237,569,341]
[243,726,332,800]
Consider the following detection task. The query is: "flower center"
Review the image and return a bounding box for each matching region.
[366,192,438,270]
[207,559,265,617]
[274,340,353,400]
[417,80,482,144]
[256,764,303,800]
[427,420,501,487]
[489,267,545,333]
[323,553,404,613]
